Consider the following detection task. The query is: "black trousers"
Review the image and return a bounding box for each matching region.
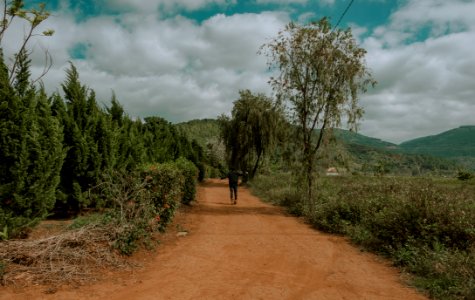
[229,184,238,200]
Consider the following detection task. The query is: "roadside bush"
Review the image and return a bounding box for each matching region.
[142,162,184,228]
[91,170,158,255]
[175,157,199,205]
[394,244,475,300]
[88,163,185,255]
[250,173,475,300]
[250,172,305,216]
[457,170,473,181]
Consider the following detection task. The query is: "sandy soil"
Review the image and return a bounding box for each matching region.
[1,179,427,300]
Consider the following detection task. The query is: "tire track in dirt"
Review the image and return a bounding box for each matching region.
[1,179,427,300]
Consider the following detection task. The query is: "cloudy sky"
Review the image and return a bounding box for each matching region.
[3,0,475,143]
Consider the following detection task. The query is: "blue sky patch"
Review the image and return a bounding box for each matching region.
[68,42,89,60]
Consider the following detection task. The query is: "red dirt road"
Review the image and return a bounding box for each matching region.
[1,179,427,300]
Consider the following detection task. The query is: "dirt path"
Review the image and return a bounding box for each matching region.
[1,179,427,300]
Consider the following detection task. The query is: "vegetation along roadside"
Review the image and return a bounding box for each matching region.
[249,173,475,300]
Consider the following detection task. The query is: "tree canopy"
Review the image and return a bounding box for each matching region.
[218,89,284,179]
[260,18,376,201]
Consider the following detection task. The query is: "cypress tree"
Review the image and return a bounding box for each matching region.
[55,63,95,213]
[55,64,120,213]
[0,50,63,238]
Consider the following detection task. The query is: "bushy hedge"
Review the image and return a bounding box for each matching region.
[250,174,475,300]
[75,159,198,256]
[175,157,199,205]
[142,162,185,229]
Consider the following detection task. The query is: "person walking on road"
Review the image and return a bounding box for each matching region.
[228,169,239,205]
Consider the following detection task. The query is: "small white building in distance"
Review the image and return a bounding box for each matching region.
[326,167,339,176]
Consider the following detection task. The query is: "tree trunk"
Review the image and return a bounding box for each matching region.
[250,150,262,179]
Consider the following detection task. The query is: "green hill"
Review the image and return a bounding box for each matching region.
[176,119,221,148]
[399,125,475,158]
[324,129,459,176]
[332,128,398,150]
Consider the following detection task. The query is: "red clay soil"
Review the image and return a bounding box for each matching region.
[1,179,427,300]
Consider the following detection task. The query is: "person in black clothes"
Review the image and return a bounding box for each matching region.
[228,169,239,205]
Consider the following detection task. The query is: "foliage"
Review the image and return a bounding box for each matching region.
[456,170,473,181]
[52,63,116,213]
[178,118,469,178]
[51,65,205,215]
[0,50,64,238]
[0,160,198,285]
[177,119,222,147]
[176,119,226,179]
[251,174,475,299]
[332,127,475,173]
[141,163,184,229]
[0,1,205,242]
[400,126,475,158]
[68,213,106,230]
[218,89,284,179]
[0,0,63,238]
[175,157,199,205]
[1,60,204,237]
[90,164,185,255]
[346,143,461,177]
[260,18,375,202]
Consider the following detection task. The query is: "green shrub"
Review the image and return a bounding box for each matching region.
[175,157,199,205]
[250,173,475,300]
[457,170,473,181]
[142,162,184,228]
[69,213,106,229]
[90,170,158,255]
[87,165,185,255]
[250,173,306,216]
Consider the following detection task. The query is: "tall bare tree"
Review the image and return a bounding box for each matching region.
[260,18,376,202]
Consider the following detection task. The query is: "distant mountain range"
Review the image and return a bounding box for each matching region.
[334,125,475,172]
[336,125,475,157]
[399,126,475,158]
[177,119,475,173]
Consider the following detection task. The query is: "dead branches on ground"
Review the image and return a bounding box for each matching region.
[0,224,127,286]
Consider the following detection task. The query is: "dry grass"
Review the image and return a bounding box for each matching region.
[0,224,128,287]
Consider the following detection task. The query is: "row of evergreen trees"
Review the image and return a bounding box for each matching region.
[0,51,205,238]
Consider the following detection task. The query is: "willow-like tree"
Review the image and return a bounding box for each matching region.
[219,89,284,179]
[260,18,376,203]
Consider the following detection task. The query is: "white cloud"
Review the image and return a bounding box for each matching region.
[358,0,475,143]
[319,0,335,6]
[16,8,287,123]
[390,0,475,35]
[5,0,474,144]
[256,0,308,4]
[103,0,236,14]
